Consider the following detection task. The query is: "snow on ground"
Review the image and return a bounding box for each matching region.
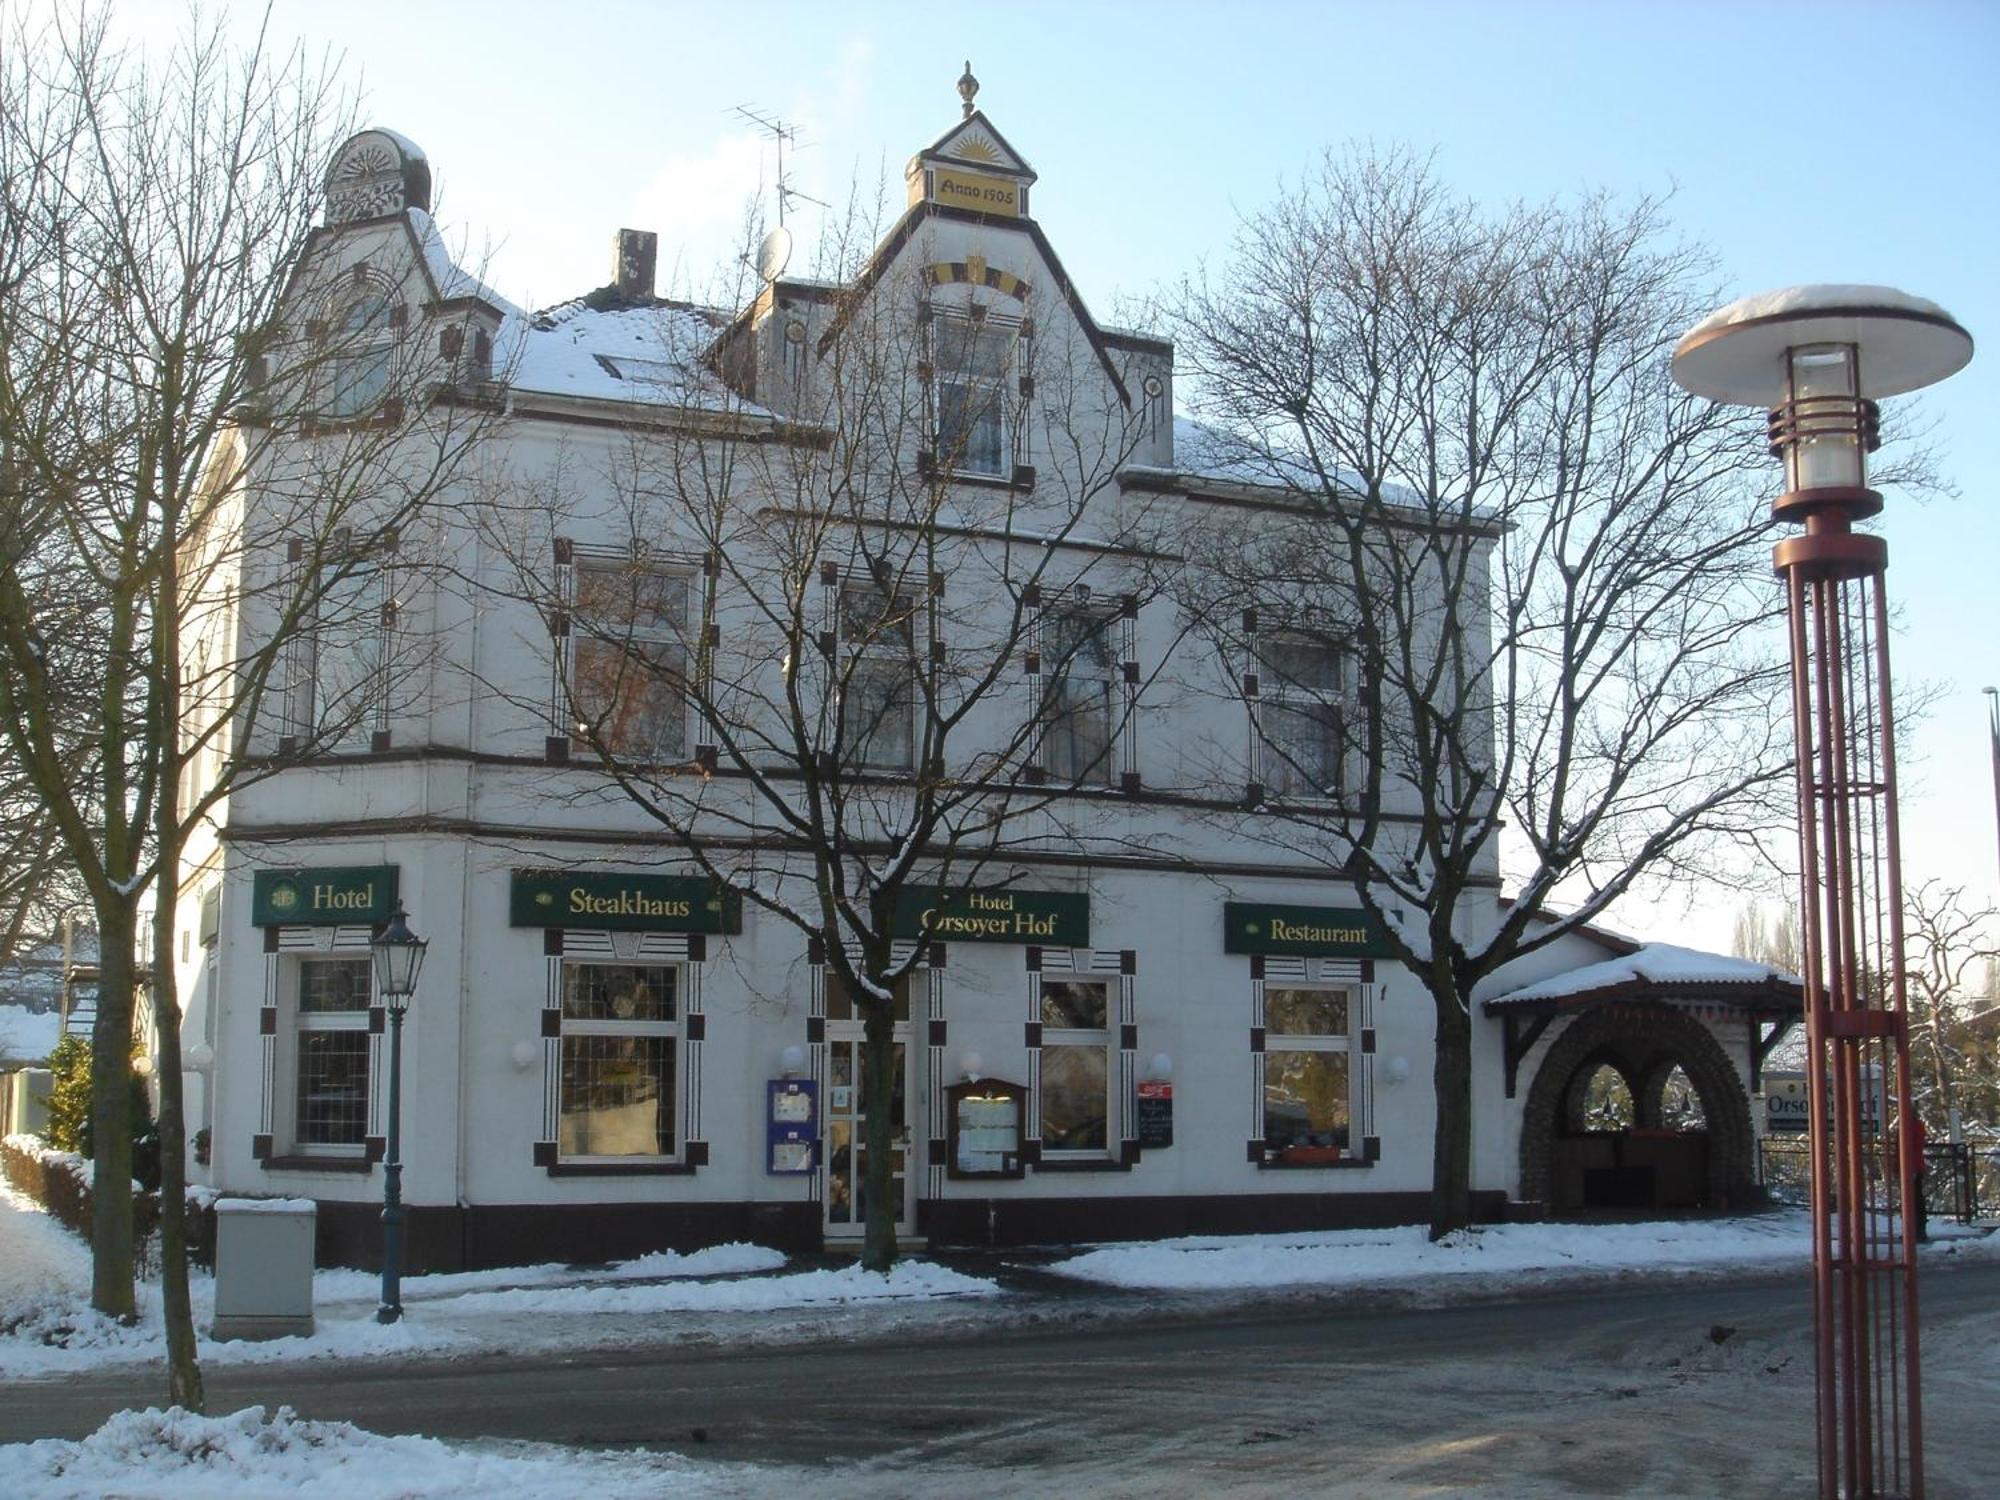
[0,1182,993,1379]
[2,1404,747,1499]
[1047,1213,2000,1292]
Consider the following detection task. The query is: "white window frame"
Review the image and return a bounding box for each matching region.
[1255,630,1346,801]
[932,312,1018,478]
[556,960,685,1164]
[568,555,694,763]
[837,579,917,772]
[1038,976,1116,1160]
[288,955,373,1158]
[1261,984,1358,1163]
[1041,602,1118,786]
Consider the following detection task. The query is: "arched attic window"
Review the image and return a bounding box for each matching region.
[323,279,405,419]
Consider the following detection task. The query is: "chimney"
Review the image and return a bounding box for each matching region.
[614,229,657,302]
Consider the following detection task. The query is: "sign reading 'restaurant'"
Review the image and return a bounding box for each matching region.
[252,866,397,927]
[509,871,742,935]
[1223,901,1393,958]
[892,886,1089,947]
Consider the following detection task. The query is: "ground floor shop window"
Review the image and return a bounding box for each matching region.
[559,962,680,1160]
[293,957,371,1152]
[1263,986,1353,1163]
[1041,978,1112,1155]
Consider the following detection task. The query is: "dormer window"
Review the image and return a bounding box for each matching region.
[933,313,1016,477]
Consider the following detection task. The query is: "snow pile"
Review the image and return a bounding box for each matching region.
[1049,1216,1837,1292]
[444,1258,995,1316]
[0,1405,718,1499]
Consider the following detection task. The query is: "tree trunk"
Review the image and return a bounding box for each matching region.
[88,899,138,1321]
[149,883,204,1411]
[1428,971,1474,1242]
[859,992,901,1273]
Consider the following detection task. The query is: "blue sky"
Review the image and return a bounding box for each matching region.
[124,0,2000,945]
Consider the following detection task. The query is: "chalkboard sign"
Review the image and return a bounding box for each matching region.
[1136,1080,1173,1149]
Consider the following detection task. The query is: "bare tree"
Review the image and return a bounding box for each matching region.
[1170,148,1790,1238]
[0,6,491,1405]
[476,202,1171,1269]
[1902,881,2000,1136]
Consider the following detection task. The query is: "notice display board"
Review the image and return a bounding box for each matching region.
[1135,1080,1173,1149]
[945,1078,1027,1179]
[765,1079,818,1175]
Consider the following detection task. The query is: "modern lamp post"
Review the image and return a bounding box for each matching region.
[1673,286,1972,1500]
[369,901,427,1324]
[1984,687,2000,884]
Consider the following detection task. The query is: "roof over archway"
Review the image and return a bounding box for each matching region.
[1483,943,1802,1022]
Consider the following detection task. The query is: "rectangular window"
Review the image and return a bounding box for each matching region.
[1042,605,1116,785]
[558,962,680,1160]
[293,957,371,1151]
[1256,633,1344,798]
[838,582,915,770]
[934,317,1016,477]
[571,560,691,761]
[1262,986,1353,1162]
[1040,979,1111,1154]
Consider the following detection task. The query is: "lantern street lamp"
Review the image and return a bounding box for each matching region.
[1674,286,1972,1500]
[369,901,427,1324]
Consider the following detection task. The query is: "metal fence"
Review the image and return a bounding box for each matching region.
[1757,1138,1985,1225]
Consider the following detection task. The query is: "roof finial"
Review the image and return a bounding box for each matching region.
[957,60,979,119]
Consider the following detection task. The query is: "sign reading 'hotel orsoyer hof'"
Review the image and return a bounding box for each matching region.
[509,871,743,935]
[892,886,1090,946]
[252,866,398,927]
[1223,901,1393,959]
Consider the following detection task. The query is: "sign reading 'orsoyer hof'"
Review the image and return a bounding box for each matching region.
[892,886,1090,947]
[252,866,398,927]
[1224,901,1393,958]
[509,871,742,934]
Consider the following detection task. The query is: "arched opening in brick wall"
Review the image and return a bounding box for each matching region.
[1518,1005,1756,1214]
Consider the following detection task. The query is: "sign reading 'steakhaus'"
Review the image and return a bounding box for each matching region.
[509,871,742,935]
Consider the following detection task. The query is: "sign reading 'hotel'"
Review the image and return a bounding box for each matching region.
[1224,901,1392,958]
[252,866,398,927]
[509,871,743,935]
[892,886,1089,947]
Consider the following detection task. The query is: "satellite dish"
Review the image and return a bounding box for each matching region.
[756,225,793,284]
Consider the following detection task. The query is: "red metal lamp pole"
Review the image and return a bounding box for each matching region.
[1675,288,1972,1500]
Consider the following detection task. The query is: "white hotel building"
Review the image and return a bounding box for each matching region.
[175,93,1799,1269]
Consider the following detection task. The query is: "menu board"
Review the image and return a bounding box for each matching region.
[956,1095,1020,1174]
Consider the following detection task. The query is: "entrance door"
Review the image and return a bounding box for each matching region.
[823,1012,915,1241]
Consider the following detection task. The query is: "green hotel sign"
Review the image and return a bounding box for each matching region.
[252,866,398,927]
[1224,901,1392,958]
[892,886,1090,946]
[509,870,742,934]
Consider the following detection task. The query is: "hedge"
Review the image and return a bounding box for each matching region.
[2,1134,215,1270]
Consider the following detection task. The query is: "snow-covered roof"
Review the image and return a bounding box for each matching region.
[406,208,517,313]
[499,297,772,416]
[1485,942,1802,1013]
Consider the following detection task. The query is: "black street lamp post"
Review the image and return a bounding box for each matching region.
[369,901,427,1324]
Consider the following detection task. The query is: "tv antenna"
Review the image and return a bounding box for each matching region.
[731,105,829,229]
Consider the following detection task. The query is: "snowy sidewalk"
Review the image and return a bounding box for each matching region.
[6,1172,1994,1383]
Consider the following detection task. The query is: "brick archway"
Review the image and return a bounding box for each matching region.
[1518,1005,1755,1210]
